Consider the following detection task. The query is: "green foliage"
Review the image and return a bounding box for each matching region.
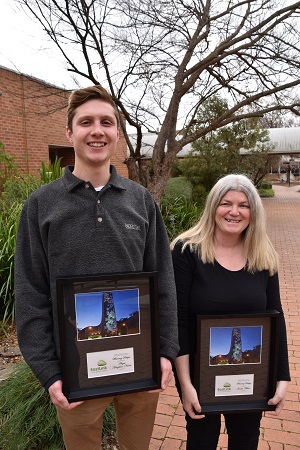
[0,362,116,450]
[0,150,20,191]
[160,177,204,240]
[161,197,201,241]
[169,169,208,206]
[181,95,277,191]
[196,96,229,127]
[258,188,275,198]
[191,183,207,206]
[0,156,64,327]
[238,152,280,187]
[0,203,23,328]
[0,150,19,175]
[0,362,64,450]
[259,179,272,190]
[162,177,193,204]
[0,157,63,211]
[0,174,40,210]
[40,157,64,184]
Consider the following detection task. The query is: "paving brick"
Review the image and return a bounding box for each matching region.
[260,443,283,450]
[163,386,178,396]
[159,394,181,405]
[288,384,300,394]
[152,424,168,439]
[171,414,186,427]
[256,440,271,450]
[285,400,300,412]
[149,438,162,450]
[174,403,185,415]
[263,429,300,445]
[285,391,300,401]
[261,416,283,430]
[156,403,177,416]
[282,420,300,433]
[155,413,173,427]
[161,438,183,450]
[279,409,300,422]
[166,425,187,440]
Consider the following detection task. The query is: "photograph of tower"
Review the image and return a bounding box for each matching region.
[75,288,140,341]
[209,326,262,366]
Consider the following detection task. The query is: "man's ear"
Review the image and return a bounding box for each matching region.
[66,126,73,143]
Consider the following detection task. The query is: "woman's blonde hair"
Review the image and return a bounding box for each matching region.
[171,174,278,275]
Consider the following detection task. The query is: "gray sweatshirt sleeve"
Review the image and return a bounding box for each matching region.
[14,197,61,386]
[143,201,179,363]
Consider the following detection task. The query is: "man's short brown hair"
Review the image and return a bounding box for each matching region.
[67,85,120,130]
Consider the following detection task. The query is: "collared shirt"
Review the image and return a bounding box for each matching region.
[15,165,179,387]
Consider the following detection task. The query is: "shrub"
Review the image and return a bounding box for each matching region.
[0,157,63,211]
[0,151,19,191]
[191,183,207,207]
[161,197,201,241]
[259,179,272,190]
[161,177,193,204]
[40,158,64,185]
[0,174,39,211]
[258,188,275,197]
[0,362,116,450]
[0,203,23,327]
[0,157,64,328]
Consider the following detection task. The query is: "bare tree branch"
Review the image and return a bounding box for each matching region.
[16,0,300,201]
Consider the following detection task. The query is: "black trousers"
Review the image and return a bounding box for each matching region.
[185,411,262,450]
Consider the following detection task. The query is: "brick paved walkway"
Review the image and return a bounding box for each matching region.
[151,183,300,450]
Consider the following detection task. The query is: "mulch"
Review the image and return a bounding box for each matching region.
[0,324,23,369]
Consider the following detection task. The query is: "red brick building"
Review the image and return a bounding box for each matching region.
[0,66,128,177]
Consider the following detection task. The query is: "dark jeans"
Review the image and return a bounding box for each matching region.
[186,411,262,450]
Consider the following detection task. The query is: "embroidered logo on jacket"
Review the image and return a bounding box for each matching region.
[125,223,141,231]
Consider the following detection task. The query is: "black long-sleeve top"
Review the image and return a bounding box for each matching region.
[172,241,290,382]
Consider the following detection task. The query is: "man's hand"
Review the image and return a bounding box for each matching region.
[149,357,173,393]
[48,380,83,410]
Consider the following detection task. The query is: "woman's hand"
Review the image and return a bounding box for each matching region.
[175,354,205,419]
[181,383,205,419]
[266,380,289,416]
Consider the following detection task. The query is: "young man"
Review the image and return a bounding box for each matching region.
[14,85,179,450]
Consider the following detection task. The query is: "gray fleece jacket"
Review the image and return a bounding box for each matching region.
[14,165,179,387]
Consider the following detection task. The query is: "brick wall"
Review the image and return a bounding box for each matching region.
[0,66,128,178]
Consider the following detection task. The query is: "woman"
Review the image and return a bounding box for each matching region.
[171,174,290,450]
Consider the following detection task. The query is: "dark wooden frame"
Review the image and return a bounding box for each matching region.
[56,272,161,402]
[195,311,279,414]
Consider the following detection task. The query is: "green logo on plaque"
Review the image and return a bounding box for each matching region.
[223,382,231,388]
[97,360,107,366]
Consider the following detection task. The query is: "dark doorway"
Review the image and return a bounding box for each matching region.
[49,145,74,168]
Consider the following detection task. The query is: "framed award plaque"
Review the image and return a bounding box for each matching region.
[56,271,161,402]
[195,311,280,414]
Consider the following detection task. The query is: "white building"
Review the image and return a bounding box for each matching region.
[128,127,300,158]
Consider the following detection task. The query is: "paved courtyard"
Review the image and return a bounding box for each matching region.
[151,183,300,450]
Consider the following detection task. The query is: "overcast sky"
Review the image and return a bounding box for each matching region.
[0,0,78,89]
